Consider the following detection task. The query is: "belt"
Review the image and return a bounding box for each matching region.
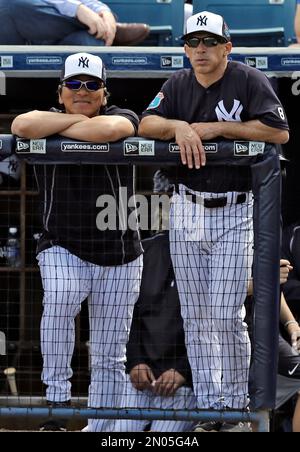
[185,190,247,208]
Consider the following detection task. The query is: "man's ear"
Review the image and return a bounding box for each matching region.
[224,41,233,56]
[102,87,110,107]
[57,85,63,104]
[184,43,190,59]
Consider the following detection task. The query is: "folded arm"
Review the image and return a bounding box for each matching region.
[12,111,135,142]
[60,115,135,141]
[190,120,289,144]
[139,115,206,169]
[11,110,87,139]
[139,115,289,170]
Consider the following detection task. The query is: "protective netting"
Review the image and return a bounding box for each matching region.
[0,138,280,432]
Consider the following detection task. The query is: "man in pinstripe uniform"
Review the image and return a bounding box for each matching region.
[11,52,143,432]
[139,11,289,431]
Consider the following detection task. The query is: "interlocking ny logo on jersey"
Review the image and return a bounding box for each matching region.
[215,100,243,122]
[78,56,89,68]
[197,15,208,26]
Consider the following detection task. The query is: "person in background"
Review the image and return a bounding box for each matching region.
[282,221,300,320]
[294,0,300,45]
[278,290,300,433]
[116,231,197,432]
[184,0,193,24]
[11,52,143,432]
[0,0,150,46]
[278,259,300,433]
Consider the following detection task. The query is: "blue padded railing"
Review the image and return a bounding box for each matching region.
[2,135,272,166]
[0,406,270,432]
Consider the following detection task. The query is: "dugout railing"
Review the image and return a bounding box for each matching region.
[0,135,281,432]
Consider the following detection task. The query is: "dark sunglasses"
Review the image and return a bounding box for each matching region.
[62,79,105,92]
[185,36,225,48]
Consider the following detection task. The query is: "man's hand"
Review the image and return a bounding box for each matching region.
[76,4,106,40]
[291,329,300,353]
[130,364,156,391]
[175,122,206,169]
[99,10,117,46]
[280,259,293,285]
[190,122,222,140]
[286,323,300,353]
[152,369,186,397]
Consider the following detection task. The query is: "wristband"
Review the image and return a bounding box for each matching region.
[284,320,299,329]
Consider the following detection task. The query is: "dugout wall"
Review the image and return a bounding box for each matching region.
[0,136,281,414]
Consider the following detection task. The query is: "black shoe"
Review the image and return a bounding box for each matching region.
[193,421,222,432]
[39,419,67,432]
[39,400,71,431]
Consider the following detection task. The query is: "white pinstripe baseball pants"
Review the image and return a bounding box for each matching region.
[169,186,253,410]
[38,246,142,432]
[115,375,197,432]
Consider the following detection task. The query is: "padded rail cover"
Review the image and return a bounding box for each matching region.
[10,135,273,166]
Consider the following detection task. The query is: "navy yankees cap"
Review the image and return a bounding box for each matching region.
[61,52,106,83]
[182,11,231,42]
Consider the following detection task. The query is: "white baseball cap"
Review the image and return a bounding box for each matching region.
[61,52,106,82]
[182,11,231,42]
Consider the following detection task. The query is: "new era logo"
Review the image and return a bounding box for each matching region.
[16,141,30,152]
[161,57,172,67]
[124,142,139,155]
[234,141,265,157]
[124,141,155,156]
[235,143,249,155]
[245,58,256,68]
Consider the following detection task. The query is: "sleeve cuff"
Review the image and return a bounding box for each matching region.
[96,5,112,14]
[75,2,111,17]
